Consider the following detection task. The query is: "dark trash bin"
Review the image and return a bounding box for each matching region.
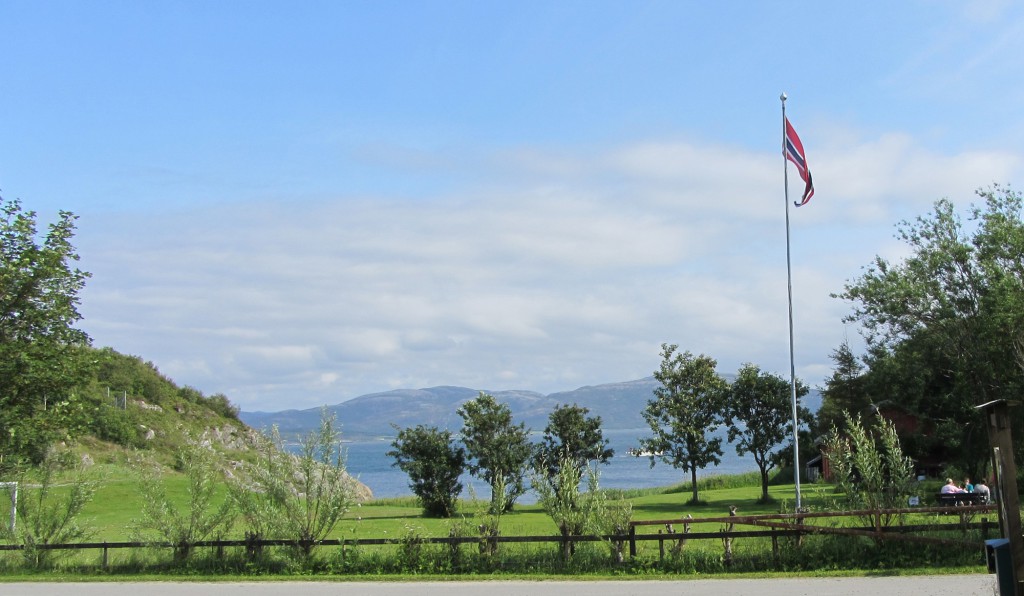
[985,539,1015,595]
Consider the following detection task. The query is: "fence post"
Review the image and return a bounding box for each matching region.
[722,505,737,567]
[629,525,636,558]
[666,516,693,556]
[658,529,664,562]
[245,531,262,560]
[448,527,460,571]
[102,541,108,569]
[771,529,779,563]
[796,511,805,546]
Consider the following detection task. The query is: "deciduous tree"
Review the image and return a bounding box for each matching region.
[132,440,234,562]
[388,424,465,517]
[1,448,97,568]
[0,197,92,465]
[640,343,727,504]
[534,403,613,484]
[724,364,810,502]
[837,186,1024,476]
[457,392,533,513]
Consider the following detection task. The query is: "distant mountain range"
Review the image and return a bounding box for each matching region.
[240,378,823,441]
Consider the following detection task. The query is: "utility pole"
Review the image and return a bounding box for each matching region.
[978,399,1024,596]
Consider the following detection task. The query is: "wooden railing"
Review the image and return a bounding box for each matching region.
[0,504,998,567]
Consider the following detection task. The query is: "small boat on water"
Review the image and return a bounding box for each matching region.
[625,447,663,457]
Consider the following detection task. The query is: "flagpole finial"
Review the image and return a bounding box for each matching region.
[780,92,788,102]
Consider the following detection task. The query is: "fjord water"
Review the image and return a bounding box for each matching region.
[343,428,760,499]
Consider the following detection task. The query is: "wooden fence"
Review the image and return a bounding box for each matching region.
[0,504,998,567]
[627,504,998,562]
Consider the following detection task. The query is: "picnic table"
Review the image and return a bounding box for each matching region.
[935,492,988,506]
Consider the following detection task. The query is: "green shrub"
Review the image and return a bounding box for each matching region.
[90,403,140,448]
[0,448,98,568]
[130,442,235,562]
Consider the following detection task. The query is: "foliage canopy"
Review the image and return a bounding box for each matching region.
[534,403,613,485]
[388,424,465,517]
[724,364,810,502]
[1,198,92,465]
[640,343,728,504]
[835,186,1024,476]
[457,392,534,513]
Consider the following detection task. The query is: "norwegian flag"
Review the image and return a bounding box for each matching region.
[784,117,814,206]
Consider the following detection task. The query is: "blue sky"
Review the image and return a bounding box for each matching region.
[3,1,1023,412]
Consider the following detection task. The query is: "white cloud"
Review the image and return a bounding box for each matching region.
[76,126,1024,411]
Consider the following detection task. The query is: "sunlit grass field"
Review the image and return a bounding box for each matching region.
[30,467,902,541]
[0,466,991,577]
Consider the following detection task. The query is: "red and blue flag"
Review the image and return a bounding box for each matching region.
[784,117,814,206]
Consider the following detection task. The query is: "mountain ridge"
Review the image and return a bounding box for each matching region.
[240,377,823,440]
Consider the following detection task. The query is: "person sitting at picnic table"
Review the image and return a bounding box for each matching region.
[963,477,974,492]
[974,479,991,501]
[941,478,966,494]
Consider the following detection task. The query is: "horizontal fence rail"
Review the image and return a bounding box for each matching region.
[627,504,999,552]
[0,505,997,566]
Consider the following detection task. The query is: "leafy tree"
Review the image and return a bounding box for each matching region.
[0,197,92,465]
[815,339,871,437]
[534,403,613,484]
[837,186,1024,476]
[90,348,177,406]
[205,392,240,421]
[132,441,235,562]
[640,343,727,504]
[388,424,465,517]
[724,364,811,502]
[457,392,534,513]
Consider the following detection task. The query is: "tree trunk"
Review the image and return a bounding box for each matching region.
[690,467,698,503]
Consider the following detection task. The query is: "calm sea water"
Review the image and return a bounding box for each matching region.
[341,428,761,500]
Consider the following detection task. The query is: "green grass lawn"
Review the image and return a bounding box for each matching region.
[60,469,854,542]
[2,464,973,544]
[2,468,994,577]
[340,480,839,541]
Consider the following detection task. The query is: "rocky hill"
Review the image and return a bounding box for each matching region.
[52,347,372,500]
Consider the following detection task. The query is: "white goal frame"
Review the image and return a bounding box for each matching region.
[0,482,16,531]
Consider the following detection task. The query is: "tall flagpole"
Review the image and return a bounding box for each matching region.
[781,92,802,511]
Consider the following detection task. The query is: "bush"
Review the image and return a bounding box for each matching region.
[131,442,234,562]
[205,393,240,421]
[90,403,140,448]
[229,409,355,560]
[0,448,98,568]
[824,412,916,527]
[387,425,465,517]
